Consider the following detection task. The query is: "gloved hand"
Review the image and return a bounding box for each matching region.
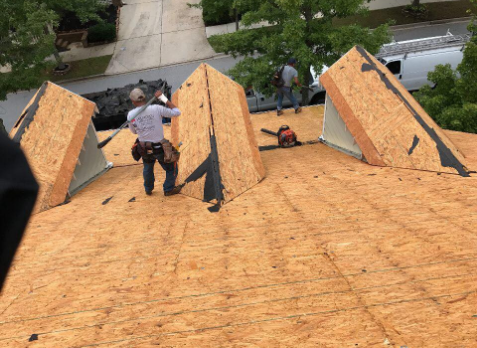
[155,90,169,104]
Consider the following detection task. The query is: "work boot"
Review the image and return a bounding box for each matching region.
[164,185,182,197]
[295,107,302,114]
[277,110,284,116]
[145,190,153,196]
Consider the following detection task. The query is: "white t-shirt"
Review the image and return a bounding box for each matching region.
[127,105,181,142]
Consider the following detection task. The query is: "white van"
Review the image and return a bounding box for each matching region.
[311,32,470,94]
[375,33,470,91]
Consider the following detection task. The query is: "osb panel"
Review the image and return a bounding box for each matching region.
[171,64,213,201]
[1,133,476,347]
[445,130,477,168]
[252,105,324,147]
[321,46,468,174]
[9,82,96,213]
[206,65,265,202]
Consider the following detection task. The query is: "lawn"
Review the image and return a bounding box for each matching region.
[46,55,113,82]
[335,0,473,28]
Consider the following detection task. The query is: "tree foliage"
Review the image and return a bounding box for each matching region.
[190,0,258,26]
[414,0,477,133]
[0,0,57,100]
[209,0,392,104]
[0,0,106,100]
[44,0,106,23]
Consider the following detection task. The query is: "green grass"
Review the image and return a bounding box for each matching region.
[335,0,474,28]
[46,55,113,82]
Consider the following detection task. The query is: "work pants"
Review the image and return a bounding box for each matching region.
[143,155,178,193]
[277,87,299,111]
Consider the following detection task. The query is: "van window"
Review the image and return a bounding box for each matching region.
[386,61,401,75]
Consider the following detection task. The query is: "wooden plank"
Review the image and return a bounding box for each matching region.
[8,82,96,213]
[171,64,213,202]
[1,134,476,347]
[170,64,265,204]
[205,65,265,202]
[321,46,469,175]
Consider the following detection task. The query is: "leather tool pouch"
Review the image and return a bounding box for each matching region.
[131,138,142,162]
[160,138,180,163]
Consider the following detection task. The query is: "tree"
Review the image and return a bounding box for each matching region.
[189,0,258,26]
[414,0,477,133]
[44,0,106,23]
[210,0,392,105]
[0,0,58,100]
[0,0,106,100]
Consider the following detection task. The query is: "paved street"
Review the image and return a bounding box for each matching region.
[392,19,470,41]
[0,19,472,131]
[0,56,240,131]
[368,0,461,10]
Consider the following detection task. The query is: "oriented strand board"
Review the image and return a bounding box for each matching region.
[9,82,96,213]
[320,46,469,176]
[172,64,214,202]
[206,65,265,201]
[1,127,476,347]
[171,64,265,206]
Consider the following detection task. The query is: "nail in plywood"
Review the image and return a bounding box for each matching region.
[9,82,109,213]
[320,46,470,176]
[171,64,265,207]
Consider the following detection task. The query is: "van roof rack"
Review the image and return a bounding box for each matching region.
[376,33,472,58]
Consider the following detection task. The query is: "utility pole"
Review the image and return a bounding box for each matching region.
[46,23,67,71]
[234,8,239,31]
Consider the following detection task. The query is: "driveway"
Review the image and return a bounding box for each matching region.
[106,0,217,75]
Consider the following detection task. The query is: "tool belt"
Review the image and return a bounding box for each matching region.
[131,138,180,164]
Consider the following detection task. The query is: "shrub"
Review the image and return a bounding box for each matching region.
[201,0,234,26]
[88,23,116,43]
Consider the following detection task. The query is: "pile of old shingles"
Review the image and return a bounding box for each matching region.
[83,79,172,130]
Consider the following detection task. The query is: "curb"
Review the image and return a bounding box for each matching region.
[391,17,472,31]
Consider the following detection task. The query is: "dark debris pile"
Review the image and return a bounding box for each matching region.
[83,79,172,131]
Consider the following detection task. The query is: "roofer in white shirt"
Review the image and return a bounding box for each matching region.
[128,88,182,196]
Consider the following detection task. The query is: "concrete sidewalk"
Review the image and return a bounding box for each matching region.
[105,0,217,75]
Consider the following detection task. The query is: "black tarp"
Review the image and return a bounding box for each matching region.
[0,133,38,291]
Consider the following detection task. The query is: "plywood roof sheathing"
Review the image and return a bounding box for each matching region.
[9,82,108,213]
[320,46,470,176]
[172,64,265,210]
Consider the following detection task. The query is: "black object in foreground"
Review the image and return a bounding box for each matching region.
[0,133,39,291]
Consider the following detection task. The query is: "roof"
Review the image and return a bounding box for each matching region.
[2,106,477,347]
[171,64,265,208]
[320,46,470,176]
[9,82,98,213]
